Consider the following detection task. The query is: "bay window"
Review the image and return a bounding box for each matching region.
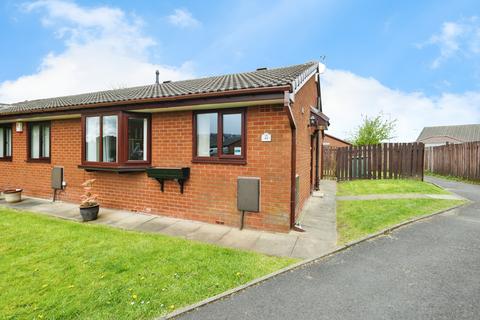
[81,112,150,169]
[0,124,12,160]
[193,109,246,163]
[28,122,50,162]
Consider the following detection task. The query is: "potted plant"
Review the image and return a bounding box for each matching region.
[79,179,99,221]
[4,189,23,203]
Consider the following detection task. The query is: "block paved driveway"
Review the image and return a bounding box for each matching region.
[177,177,480,320]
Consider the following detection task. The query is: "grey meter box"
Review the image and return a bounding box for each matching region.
[237,177,260,212]
[51,167,64,190]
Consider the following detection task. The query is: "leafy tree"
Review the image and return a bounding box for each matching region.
[350,113,396,146]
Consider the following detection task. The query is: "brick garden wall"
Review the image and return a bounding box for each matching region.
[0,104,294,232]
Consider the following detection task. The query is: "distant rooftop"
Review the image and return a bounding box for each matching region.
[417,124,480,143]
[0,61,320,116]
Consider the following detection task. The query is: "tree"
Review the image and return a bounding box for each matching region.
[350,113,397,146]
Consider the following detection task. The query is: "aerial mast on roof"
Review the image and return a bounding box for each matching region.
[155,70,160,84]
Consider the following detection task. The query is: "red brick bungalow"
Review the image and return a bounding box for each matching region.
[0,62,329,232]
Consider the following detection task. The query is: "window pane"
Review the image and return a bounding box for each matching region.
[222,113,242,156]
[31,124,40,159]
[42,125,50,158]
[0,128,4,157]
[102,116,117,162]
[5,128,11,157]
[86,117,100,162]
[128,118,147,161]
[197,113,218,157]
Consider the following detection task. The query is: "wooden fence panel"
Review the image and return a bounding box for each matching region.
[335,142,424,181]
[322,146,338,179]
[424,141,480,181]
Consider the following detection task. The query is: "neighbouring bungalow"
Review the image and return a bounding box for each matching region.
[417,124,480,147]
[0,62,329,232]
[323,133,351,148]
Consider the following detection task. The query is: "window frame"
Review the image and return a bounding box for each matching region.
[27,121,51,163]
[123,113,151,165]
[0,123,13,162]
[192,108,247,164]
[81,111,151,169]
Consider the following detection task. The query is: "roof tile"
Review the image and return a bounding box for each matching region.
[0,61,318,116]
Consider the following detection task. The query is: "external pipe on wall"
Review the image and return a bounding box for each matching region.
[284,91,297,228]
[315,129,320,190]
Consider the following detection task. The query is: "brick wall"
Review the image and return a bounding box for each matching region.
[0,104,293,232]
[290,76,322,219]
[324,134,351,148]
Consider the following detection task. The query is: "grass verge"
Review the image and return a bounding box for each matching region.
[426,171,480,185]
[337,198,465,244]
[336,179,449,196]
[0,209,296,319]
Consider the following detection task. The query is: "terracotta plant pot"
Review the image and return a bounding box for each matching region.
[80,205,99,221]
[4,189,23,203]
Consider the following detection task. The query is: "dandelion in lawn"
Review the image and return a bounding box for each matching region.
[169,305,175,310]
[132,294,137,300]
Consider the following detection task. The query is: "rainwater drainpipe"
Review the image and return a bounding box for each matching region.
[284,91,297,229]
[315,130,320,190]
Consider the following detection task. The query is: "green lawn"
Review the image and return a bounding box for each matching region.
[0,209,296,320]
[337,179,449,196]
[337,199,465,244]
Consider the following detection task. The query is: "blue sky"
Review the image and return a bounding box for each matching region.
[1,0,479,140]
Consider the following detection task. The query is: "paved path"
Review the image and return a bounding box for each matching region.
[336,193,465,201]
[0,180,337,259]
[177,177,480,320]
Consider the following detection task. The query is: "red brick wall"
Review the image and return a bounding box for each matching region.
[324,134,351,148]
[0,105,293,232]
[290,76,322,219]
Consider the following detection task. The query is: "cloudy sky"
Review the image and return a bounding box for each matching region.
[0,0,479,141]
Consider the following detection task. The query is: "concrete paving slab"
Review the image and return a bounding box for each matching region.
[290,237,336,259]
[252,232,298,257]
[161,220,203,238]
[132,216,179,233]
[89,209,133,225]
[216,228,262,251]
[185,224,231,244]
[109,213,156,229]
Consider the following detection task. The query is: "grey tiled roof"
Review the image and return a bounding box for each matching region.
[417,124,480,143]
[0,61,319,116]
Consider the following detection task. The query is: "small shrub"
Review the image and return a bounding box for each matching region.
[80,179,99,208]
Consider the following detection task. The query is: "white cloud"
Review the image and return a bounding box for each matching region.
[0,0,194,103]
[321,69,480,142]
[422,16,480,68]
[167,9,200,28]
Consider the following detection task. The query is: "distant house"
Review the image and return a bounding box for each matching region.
[0,61,329,232]
[416,124,480,147]
[323,133,351,148]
